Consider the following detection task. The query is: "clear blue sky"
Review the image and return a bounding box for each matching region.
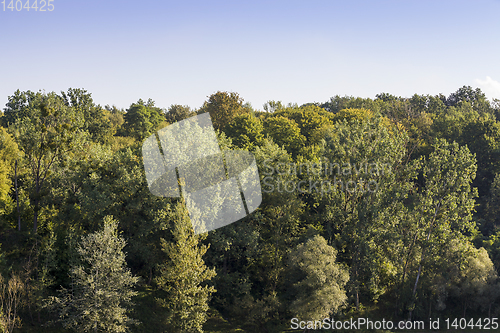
[1,0,500,111]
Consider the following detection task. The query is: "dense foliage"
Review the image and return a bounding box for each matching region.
[1,87,500,332]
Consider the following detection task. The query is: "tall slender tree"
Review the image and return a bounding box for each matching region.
[155,203,216,333]
[49,216,139,332]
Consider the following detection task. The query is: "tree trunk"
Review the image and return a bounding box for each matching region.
[428,296,432,319]
[409,200,442,320]
[15,160,21,231]
[33,203,38,233]
[412,265,422,298]
[397,211,424,315]
[356,289,360,311]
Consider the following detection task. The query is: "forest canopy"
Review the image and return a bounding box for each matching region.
[1,86,500,332]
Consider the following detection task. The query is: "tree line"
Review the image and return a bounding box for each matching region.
[0,86,500,332]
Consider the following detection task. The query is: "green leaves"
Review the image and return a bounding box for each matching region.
[318,114,410,308]
[224,113,264,149]
[0,128,19,216]
[61,88,112,143]
[200,91,247,131]
[8,91,87,232]
[123,102,165,142]
[263,116,305,157]
[2,86,500,328]
[49,216,139,333]
[420,139,477,234]
[155,203,216,333]
[285,235,348,320]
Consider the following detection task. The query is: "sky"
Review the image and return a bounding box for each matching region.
[1,0,500,111]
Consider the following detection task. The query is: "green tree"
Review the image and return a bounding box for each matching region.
[274,105,334,145]
[45,140,173,285]
[332,107,374,124]
[320,95,386,114]
[1,89,39,127]
[284,235,349,320]
[49,216,139,332]
[165,104,194,124]
[104,105,125,129]
[263,100,285,113]
[375,92,404,103]
[60,88,112,143]
[0,127,19,217]
[10,91,86,233]
[263,116,305,156]
[404,140,477,319]
[200,138,305,330]
[482,199,500,270]
[319,115,409,310]
[122,99,165,142]
[155,203,216,333]
[408,94,446,115]
[448,246,499,317]
[202,221,265,327]
[224,113,264,149]
[200,91,247,131]
[253,139,305,294]
[432,103,500,197]
[446,86,492,115]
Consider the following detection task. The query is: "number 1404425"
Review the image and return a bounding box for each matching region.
[2,0,54,11]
